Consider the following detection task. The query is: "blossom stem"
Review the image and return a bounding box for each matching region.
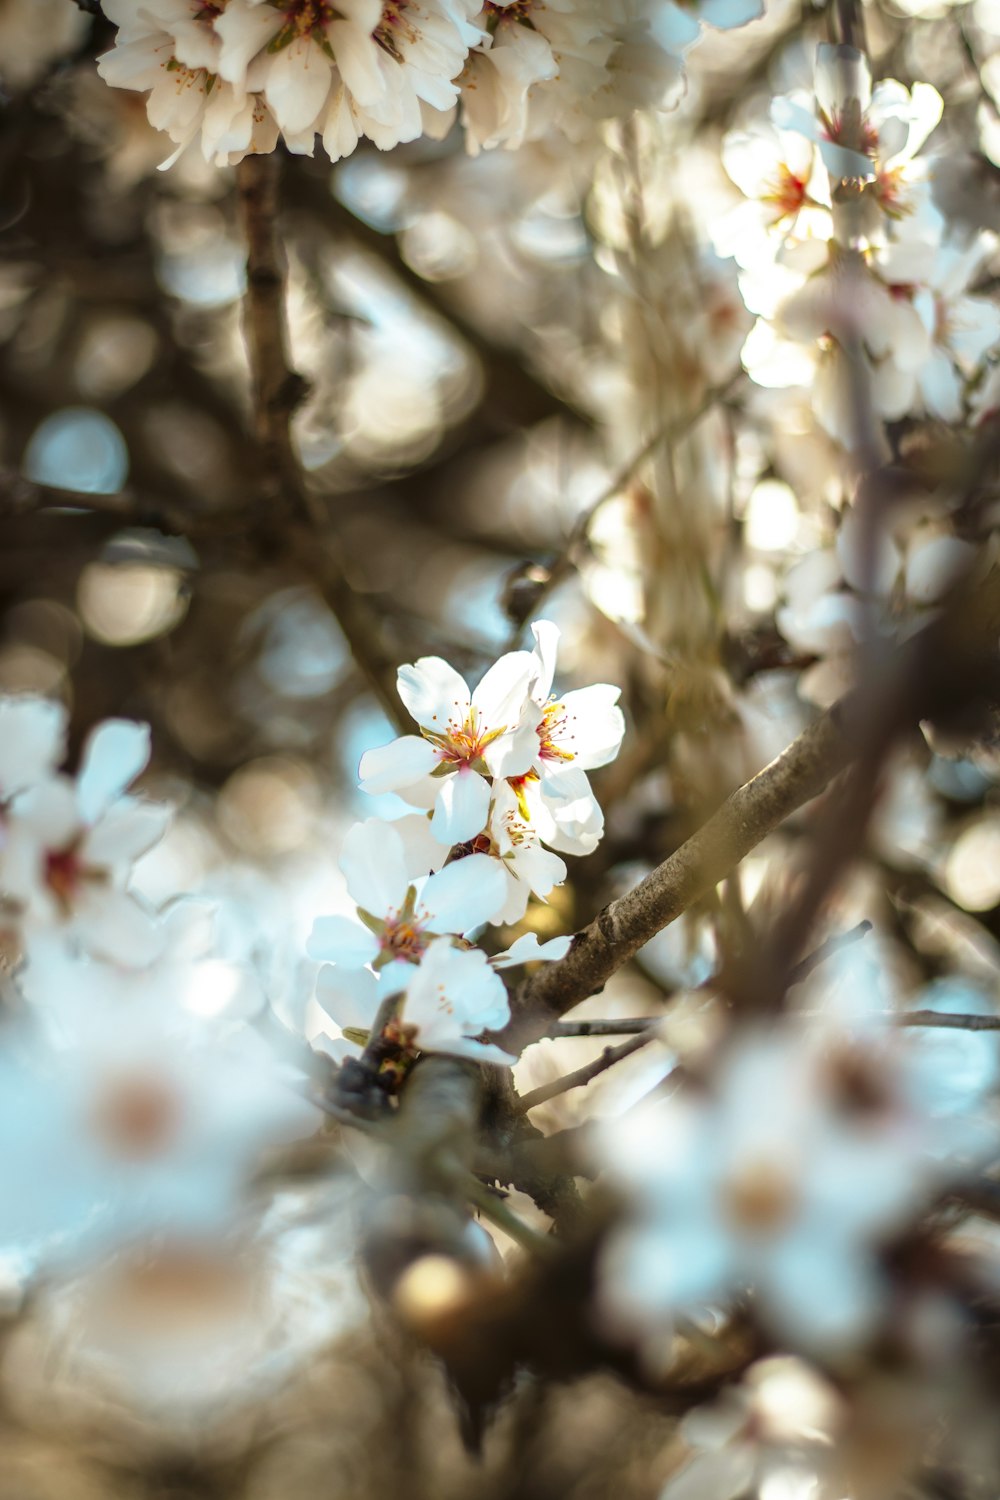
[787,919,873,985]
[457,1170,551,1254]
[516,1031,659,1113]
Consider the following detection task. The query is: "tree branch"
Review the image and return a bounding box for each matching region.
[500,556,1000,1053]
[235,153,406,728]
[900,1011,1000,1032]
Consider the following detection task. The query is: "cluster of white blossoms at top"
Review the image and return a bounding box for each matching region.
[308,619,624,1066]
[0,696,319,1278]
[95,0,764,169]
[714,43,1000,449]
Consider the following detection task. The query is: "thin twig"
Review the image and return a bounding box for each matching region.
[898,1011,1000,1032]
[549,1017,663,1037]
[459,1170,551,1253]
[505,372,742,641]
[516,1030,659,1112]
[788,920,873,986]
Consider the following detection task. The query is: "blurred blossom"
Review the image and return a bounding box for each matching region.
[744,478,801,552]
[4,2,1000,1492]
[3,1183,365,1453]
[598,1016,992,1357]
[660,1359,843,1500]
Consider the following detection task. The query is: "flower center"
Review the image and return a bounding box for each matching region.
[285,0,335,26]
[822,105,879,164]
[373,0,414,60]
[268,0,337,47]
[721,1159,798,1235]
[92,1073,180,1161]
[761,163,808,220]
[484,0,533,18]
[45,846,83,912]
[508,768,539,821]
[380,917,428,965]
[426,712,506,771]
[537,701,575,763]
[451,833,497,858]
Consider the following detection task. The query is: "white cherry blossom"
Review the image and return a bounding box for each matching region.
[598,1023,981,1356]
[399,937,514,1063]
[773,45,943,199]
[714,118,830,271]
[0,719,170,966]
[359,647,541,844]
[872,232,1000,422]
[97,0,280,168]
[312,919,567,1061]
[461,0,609,155]
[0,956,319,1272]
[487,778,568,923]
[512,618,625,855]
[215,0,485,155]
[306,816,506,980]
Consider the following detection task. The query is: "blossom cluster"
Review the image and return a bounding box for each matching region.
[598,957,998,1362]
[95,0,764,169]
[715,43,1000,448]
[0,623,622,1276]
[309,618,624,1064]
[0,697,319,1278]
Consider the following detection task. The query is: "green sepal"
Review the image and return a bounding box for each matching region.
[267,22,297,53]
[355,907,385,935]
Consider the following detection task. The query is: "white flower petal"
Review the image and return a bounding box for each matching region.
[418,852,506,934]
[264,35,332,135]
[471,648,538,732]
[396,655,470,732]
[9,776,80,850]
[430,766,491,845]
[492,932,572,968]
[306,914,380,968]
[74,887,164,966]
[403,939,511,1051]
[340,818,410,916]
[529,619,560,703]
[82,796,171,868]
[77,720,151,823]
[315,963,380,1029]
[358,735,438,795]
